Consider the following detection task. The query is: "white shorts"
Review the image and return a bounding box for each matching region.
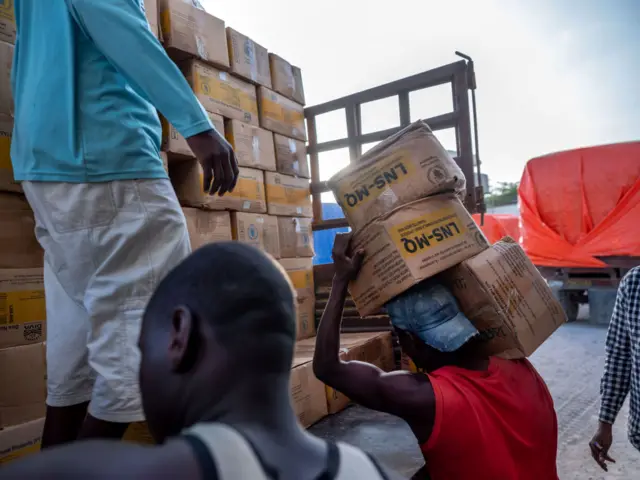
[23,179,191,423]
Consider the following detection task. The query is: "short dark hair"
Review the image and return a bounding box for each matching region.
[144,242,297,373]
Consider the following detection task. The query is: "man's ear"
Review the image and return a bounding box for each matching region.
[168,305,200,373]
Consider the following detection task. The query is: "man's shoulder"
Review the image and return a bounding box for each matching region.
[620,267,640,298]
[623,267,640,284]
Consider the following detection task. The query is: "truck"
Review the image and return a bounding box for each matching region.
[304,52,485,344]
[518,143,640,324]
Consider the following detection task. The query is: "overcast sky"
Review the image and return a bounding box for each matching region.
[202,0,639,194]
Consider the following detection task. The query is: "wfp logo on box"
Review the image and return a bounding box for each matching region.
[248,224,259,241]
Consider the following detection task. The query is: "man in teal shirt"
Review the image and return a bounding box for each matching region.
[12,0,238,447]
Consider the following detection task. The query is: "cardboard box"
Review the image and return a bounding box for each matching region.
[225,119,276,171]
[328,332,395,413]
[265,172,312,218]
[328,121,466,231]
[0,116,19,193]
[123,422,156,445]
[162,113,224,158]
[0,344,46,429]
[184,60,259,126]
[159,0,228,67]
[280,258,315,340]
[274,134,309,178]
[171,161,267,213]
[0,269,45,349]
[143,0,159,39]
[278,217,314,258]
[0,196,43,269]
[269,54,305,105]
[258,87,306,142]
[226,28,271,88]
[231,212,280,259]
[183,208,232,251]
[296,332,395,414]
[443,237,567,358]
[349,194,490,317]
[290,356,327,428]
[0,41,13,117]
[0,418,44,465]
[0,2,15,45]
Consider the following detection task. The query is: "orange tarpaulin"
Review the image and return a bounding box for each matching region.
[472,214,521,245]
[518,142,640,267]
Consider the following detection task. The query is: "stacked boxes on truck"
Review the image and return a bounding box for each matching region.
[0,5,48,464]
[153,1,317,343]
[132,0,328,438]
[328,120,567,364]
[146,1,398,431]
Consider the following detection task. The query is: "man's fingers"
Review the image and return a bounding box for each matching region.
[230,152,239,191]
[202,164,213,195]
[219,155,233,196]
[353,249,365,270]
[333,233,351,253]
[210,157,224,196]
[590,442,613,471]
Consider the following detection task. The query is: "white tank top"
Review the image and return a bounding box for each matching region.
[183,423,390,480]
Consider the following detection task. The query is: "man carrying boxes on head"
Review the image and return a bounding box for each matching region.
[11,0,238,447]
[313,121,562,480]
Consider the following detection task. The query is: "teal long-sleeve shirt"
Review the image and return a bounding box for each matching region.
[11,0,213,182]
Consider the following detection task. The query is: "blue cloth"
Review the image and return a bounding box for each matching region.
[386,279,478,352]
[11,0,213,182]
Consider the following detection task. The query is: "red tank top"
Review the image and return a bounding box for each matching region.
[421,358,558,480]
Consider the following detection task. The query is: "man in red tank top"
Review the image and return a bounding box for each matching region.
[314,234,559,480]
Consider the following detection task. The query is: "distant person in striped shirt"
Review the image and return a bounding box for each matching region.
[590,267,640,471]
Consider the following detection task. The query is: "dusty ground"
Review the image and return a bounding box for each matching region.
[310,322,638,479]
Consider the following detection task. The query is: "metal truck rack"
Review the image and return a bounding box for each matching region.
[305,53,484,352]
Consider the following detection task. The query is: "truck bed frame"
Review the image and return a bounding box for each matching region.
[304,54,483,344]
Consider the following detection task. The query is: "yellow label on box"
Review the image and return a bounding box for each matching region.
[0,439,40,465]
[0,2,15,23]
[123,422,156,445]
[261,97,304,126]
[389,207,468,259]
[199,173,263,202]
[160,9,171,36]
[0,291,46,326]
[268,184,310,206]
[287,269,312,291]
[193,70,258,118]
[0,134,11,170]
[335,150,417,212]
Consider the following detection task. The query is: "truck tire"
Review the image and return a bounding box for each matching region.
[557,290,579,323]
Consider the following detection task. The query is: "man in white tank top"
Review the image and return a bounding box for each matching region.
[0,243,400,480]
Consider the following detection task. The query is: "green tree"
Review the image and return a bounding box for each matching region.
[485,181,519,207]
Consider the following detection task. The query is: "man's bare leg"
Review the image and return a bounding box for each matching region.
[41,403,89,449]
[78,415,129,440]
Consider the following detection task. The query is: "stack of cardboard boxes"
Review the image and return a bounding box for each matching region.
[0,6,48,465]
[151,0,316,345]
[328,121,567,368]
[146,1,398,430]
[144,0,349,432]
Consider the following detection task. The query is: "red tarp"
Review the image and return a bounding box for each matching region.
[518,142,640,267]
[472,213,521,245]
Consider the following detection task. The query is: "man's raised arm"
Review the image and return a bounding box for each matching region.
[65,0,212,139]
